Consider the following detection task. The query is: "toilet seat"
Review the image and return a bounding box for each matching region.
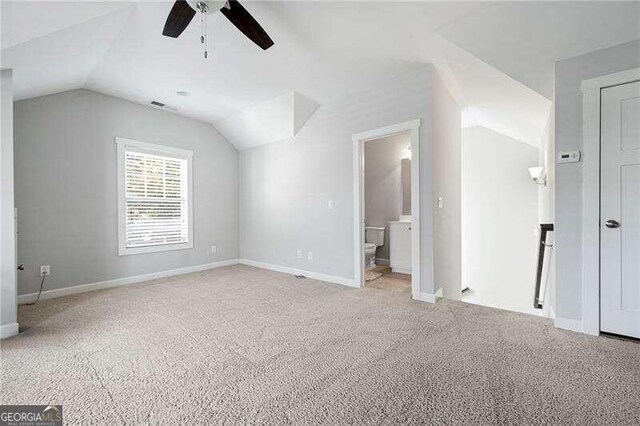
[364,243,376,251]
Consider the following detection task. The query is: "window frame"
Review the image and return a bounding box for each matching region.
[116,137,194,256]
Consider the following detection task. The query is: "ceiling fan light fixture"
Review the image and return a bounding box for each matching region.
[187,0,227,15]
[163,0,274,51]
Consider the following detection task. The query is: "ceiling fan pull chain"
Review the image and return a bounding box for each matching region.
[200,12,205,44]
[204,14,208,59]
[200,11,208,59]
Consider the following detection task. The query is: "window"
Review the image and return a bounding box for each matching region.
[116,138,193,255]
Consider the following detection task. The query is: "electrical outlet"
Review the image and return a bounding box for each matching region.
[328,200,334,210]
[296,250,302,259]
[211,245,217,254]
[40,265,50,276]
[307,251,313,261]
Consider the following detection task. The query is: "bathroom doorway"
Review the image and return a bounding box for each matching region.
[353,120,420,298]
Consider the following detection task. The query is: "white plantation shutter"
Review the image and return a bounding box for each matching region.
[116,139,193,255]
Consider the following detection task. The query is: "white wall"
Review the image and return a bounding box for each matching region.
[13,89,239,295]
[554,40,640,323]
[538,102,555,317]
[364,133,411,262]
[431,69,462,300]
[240,66,441,294]
[462,126,539,315]
[1,69,18,338]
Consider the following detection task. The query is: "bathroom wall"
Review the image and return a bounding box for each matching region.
[401,159,411,215]
[364,133,412,263]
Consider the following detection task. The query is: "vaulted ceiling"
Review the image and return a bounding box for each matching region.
[2,1,639,149]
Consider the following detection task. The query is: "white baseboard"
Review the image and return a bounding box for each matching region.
[375,258,390,266]
[238,259,358,288]
[1,322,19,339]
[18,259,239,305]
[412,292,436,304]
[554,317,584,333]
[392,267,411,275]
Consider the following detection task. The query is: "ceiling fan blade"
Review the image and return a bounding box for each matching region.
[162,0,196,38]
[220,0,274,50]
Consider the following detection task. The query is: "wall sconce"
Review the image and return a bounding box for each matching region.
[528,166,546,186]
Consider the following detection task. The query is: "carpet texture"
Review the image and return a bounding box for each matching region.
[1,265,639,424]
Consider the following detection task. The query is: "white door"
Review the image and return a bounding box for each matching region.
[600,80,640,338]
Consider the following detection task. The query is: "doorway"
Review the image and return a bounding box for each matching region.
[460,126,541,316]
[582,68,640,338]
[353,120,421,298]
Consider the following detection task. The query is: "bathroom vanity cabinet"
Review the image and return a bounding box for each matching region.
[389,221,411,274]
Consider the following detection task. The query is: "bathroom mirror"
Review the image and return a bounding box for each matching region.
[401,158,411,215]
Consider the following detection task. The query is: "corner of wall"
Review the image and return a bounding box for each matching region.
[429,66,463,300]
[1,68,18,332]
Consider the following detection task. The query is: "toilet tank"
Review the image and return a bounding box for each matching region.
[365,226,386,246]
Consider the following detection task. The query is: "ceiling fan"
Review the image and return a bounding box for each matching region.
[162,0,274,57]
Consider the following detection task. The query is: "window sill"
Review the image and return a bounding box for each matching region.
[118,242,194,256]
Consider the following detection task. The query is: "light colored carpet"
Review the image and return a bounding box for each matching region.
[1,265,639,424]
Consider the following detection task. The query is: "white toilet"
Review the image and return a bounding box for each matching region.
[364,226,385,269]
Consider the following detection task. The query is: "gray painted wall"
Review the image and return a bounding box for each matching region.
[1,69,17,332]
[364,133,411,262]
[431,69,462,300]
[240,66,440,294]
[14,89,239,295]
[462,126,539,315]
[554,40,640,321]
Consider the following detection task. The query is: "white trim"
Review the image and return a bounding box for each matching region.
[1,322,19,339]
[352,119,422,301]
[116,137,194,256]
[413,292,437,303]
[391,267,411,275]
[17,259,238,305]
[115,137,194,159]
[580,68,640,91]
[553,317,584,334]
[579,68,640,337]
[238,259,357,288]
[352,119,421,143]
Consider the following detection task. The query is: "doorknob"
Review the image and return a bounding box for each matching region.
[605,220,621,229]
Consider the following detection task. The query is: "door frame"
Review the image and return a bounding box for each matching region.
[352,119,421,299]
[580,67,640,336]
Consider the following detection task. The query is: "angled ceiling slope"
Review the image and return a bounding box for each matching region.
[1,1,131,49]
[214,91,319,150]
[436,1,640,99]
[1,7,133,101]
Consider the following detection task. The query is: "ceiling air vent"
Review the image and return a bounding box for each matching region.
[150,101,166,107]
